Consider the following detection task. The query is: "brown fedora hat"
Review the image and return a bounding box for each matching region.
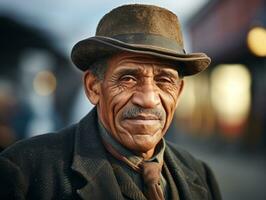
[71,4,211,76]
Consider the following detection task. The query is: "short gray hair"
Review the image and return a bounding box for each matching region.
[88,57,109,80]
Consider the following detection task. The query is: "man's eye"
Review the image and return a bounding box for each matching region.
[120,75,137,82]
[155,77,173,83]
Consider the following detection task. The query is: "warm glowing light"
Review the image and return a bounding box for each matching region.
[33,71,57,96]
[247,27,266,57]
[211,64,251,125]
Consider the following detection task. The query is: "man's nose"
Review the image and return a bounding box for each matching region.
[131,82,160,108]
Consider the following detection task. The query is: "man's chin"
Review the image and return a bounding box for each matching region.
[120,119,163,134]
[129,134,161,152]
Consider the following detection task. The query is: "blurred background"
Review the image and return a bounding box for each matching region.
[0,0,265,199]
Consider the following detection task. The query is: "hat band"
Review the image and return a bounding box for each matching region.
[111,33,185,54]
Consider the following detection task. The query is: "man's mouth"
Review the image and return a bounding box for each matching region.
[124,114,160,120]
[123,115,160,125]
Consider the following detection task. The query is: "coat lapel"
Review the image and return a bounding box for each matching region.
[70,108,124,200]
[164,144,209,200]
[162,163,180,200]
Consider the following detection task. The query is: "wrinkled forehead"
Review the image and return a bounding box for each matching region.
[107,52,179,72]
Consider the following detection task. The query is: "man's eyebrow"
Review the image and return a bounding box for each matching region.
[115,67,141,76]
[156,69,179,79]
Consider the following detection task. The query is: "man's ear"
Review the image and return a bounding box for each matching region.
[83,70,101,105]
[178,79,184,96]
[175,79,184,107]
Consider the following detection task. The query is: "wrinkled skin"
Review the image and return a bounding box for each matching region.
[84,52,184,159]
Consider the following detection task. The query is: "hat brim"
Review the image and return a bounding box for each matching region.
[71,36,211,76]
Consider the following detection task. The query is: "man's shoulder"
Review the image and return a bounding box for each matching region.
[0,124,79,198]
[166,140,198,161]
[0,124,77,164]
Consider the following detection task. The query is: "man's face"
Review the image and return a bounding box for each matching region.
[86,52,184,155]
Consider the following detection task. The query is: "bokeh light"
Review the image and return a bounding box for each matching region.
[247,26,266,57]
[33,70,57,96]
[211,64,251,126]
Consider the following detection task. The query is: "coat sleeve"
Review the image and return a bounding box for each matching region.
[0,156,27,200]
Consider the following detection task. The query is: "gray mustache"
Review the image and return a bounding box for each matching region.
[122,105,164,119]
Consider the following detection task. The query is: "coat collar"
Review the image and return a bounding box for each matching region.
[71,108,124,200]
[70,108,145,200]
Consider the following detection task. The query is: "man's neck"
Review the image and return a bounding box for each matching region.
[137,148,155,160]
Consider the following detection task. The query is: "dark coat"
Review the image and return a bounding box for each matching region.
[0,108,221,200]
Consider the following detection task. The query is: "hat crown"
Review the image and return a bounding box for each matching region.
[96,4,184,49]
[71,4,210,76]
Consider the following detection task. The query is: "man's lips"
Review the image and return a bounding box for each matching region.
[123,115,161,125]
[124,114,160,120]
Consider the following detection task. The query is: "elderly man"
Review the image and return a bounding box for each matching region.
[0,4,221,200]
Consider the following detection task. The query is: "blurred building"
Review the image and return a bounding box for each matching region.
[180,0,266,152]
[0,16,81,147]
